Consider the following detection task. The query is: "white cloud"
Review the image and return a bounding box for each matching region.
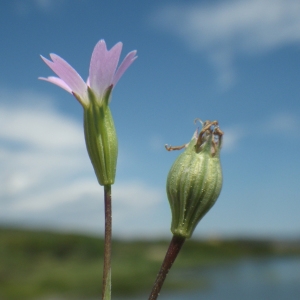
[151,0,300,87]
[264,112,299,133]
[149,135,165,152]
[0,89,166,236]
[220,112,299,151]
[222,126,245,151]
[34,0,53,11]
[0,102,83,151]
[14,0,64,15]
[0,89,87,203]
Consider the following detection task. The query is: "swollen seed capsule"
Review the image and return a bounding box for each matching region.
[166,120,223,239]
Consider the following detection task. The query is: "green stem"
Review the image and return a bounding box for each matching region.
[148,235,186,300]
[102,185,112,300]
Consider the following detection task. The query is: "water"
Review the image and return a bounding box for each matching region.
[119,256,300,300]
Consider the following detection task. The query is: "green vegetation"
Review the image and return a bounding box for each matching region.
[0,227,299,299]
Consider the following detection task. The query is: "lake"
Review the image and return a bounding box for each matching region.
[117,256,300,300]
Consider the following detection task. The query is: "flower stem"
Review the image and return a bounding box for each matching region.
[148,235,186,300]
[102,185,112,300]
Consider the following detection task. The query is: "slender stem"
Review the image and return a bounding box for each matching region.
[148,235,186,300]
[102,185,112,300]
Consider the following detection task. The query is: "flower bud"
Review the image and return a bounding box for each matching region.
[83,86,118,186]
[166,120,223,239]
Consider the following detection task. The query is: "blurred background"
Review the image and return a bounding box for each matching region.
[0,0,300,299]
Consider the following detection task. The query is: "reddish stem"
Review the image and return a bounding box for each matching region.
[148,235,186,300]
[102,185,112,299]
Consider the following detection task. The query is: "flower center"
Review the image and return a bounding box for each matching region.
[195,120,223,156]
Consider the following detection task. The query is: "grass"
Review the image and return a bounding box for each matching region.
[0,227,299,299]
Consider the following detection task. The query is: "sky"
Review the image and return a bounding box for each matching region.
[0,0,300,240]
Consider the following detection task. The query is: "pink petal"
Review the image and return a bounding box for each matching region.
[40,54,87,99]
[89,40,123,97]
[105,42,123,81]
[38,76,72,93]
[113,50,137,86]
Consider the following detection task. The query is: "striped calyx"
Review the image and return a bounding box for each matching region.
[83,86,118,186]
[166,120,223,238]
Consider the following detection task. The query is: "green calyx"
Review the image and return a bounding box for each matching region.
[83,86,118,186]
[166,120,223,239]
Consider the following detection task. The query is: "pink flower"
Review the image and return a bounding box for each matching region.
[39,40,137,107]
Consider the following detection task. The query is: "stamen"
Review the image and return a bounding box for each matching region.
[165,144,187,151]
[195,120,223,153]
[211,140,217,156]
[196,120,214,147]
[214,126,224,137]
[166,119,223,154]
[194,118,203,126]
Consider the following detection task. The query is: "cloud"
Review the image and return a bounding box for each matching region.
[0,89,88,205]
[263,112,299,137]
[14,0,64,15]
[151,0,300,87]
[0,89,166,236]
[222,126,245,151]
[34,0,53,11]
[220,112,299,151]
[149,135,165,152]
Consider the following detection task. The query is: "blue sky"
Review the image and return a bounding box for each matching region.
[0,0,300,239]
